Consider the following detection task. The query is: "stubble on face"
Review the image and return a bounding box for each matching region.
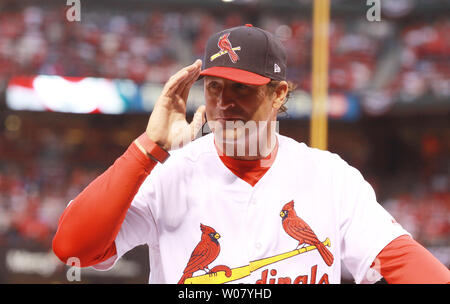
[204,77,279,159]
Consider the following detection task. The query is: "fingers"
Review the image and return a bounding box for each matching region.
[177,66,201,102]
[190,105,206,139]
[163,70,188,97]
[176,60,202,99]
[162,59,202,98]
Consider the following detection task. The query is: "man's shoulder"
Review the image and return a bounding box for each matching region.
[277,134,366,187]
[278,134,346,166]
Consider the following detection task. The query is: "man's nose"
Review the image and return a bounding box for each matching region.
[217,86,236,109]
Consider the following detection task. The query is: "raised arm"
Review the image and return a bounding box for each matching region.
[52,60,206,267]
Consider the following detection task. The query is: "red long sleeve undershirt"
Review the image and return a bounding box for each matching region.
[52,140,450,283]
[373,235,449,283]
[52,142,157,267]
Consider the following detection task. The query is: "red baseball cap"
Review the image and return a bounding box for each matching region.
[199,24,287,85]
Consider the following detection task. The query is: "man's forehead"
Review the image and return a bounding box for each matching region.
[204,76,227,83]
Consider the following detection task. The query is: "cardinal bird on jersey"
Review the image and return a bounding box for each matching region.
[178,224,221,284]
[218,33,239,63]
[280,201,334,267]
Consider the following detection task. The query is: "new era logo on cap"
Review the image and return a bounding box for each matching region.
[200,24,287,85]
[274,63,281,73]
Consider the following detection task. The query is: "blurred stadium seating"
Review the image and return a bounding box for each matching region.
[0,0,448,283]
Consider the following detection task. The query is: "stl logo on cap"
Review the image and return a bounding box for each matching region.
[210,32,241,63]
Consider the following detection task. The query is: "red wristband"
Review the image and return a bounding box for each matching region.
[136,133,170,163]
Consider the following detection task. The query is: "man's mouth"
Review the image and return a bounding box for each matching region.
[215,118,246,129]
[215,117,245,121]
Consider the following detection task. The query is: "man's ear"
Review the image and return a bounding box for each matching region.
[271,81,288,111]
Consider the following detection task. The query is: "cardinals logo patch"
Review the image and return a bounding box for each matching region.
[280,200,334,266]
[178,224,232,284]
[210,32,241,63]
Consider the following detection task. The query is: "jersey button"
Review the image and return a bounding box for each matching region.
[255,242,261,250]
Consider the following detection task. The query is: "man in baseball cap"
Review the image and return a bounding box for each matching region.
[53,24,450,284]
[196,24,294,159]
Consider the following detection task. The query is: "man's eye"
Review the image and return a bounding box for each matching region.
[233,83,252,92]
[208,82,220,89]
[234,84,247,90]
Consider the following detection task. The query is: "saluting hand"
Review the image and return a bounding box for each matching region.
[143,59,206,151]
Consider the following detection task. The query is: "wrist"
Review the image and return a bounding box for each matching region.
[135,132,170,163]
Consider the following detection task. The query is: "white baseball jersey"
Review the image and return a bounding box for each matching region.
[93,133,409,284]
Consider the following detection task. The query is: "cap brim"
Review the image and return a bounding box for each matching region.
[199,66,270,85]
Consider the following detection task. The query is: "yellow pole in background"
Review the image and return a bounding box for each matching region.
[310,0,330,150]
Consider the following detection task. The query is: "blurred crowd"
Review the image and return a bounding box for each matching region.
[0,113,140,249]
[387,19,450,102]
[384,191,449,246]
[0,4,449,101]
